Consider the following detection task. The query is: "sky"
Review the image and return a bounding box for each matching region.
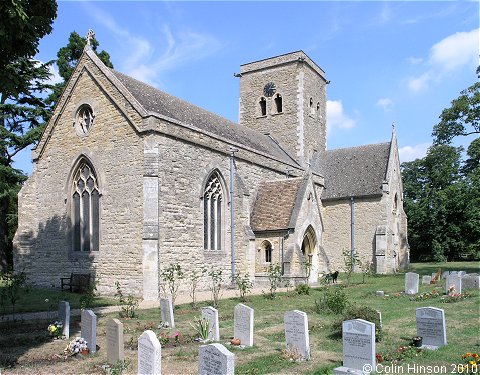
[13,0,479,175]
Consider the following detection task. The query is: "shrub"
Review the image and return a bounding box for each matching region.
[159,263,184,306]
[332,305,383,342]
[295,283,311,295]
[234,272,253,302]
[264,263,282,299]
[208,268,224,308]
[317,287,348,314]
[114,281,139,318]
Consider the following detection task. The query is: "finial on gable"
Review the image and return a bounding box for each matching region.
[85,29,95,49]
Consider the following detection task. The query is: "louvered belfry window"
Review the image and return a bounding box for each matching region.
[203,172,223,251]
[72,162,100,252]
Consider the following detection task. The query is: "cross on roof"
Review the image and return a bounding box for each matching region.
[86,29,95,46]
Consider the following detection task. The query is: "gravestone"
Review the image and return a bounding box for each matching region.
[199,343,234,375]
[138,330,161,375]
[233,303,254,347]
[445,274,462,294]
[160,297,175,328]
[334,319,376,375]
[449,271,458,276]
[81,309,97,353]
[284,310,310,360]
[416,307,447,349]
[58,301,70,339]
[442,271,450,279]
[202,306,220,341]
[458,271,466,277]
[106,318,124,365]
[405,272,419,294]
[375,291,384,297]
[462,275,480,290]
[422,275,432,285]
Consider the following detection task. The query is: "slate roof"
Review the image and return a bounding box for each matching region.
[250,177,305,232]
[312,143,391,200]
[112,70,296,165]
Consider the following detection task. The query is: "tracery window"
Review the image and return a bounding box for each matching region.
[72,161,100,252]
[203,171,223,251]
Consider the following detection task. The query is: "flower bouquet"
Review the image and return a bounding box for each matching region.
[64,337,89,358]
[47,321,64,339]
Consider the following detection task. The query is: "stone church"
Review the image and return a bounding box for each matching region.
[14,46,409,300]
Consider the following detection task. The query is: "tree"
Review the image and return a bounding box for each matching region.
[47,31,113,107]
[432,66,480,144]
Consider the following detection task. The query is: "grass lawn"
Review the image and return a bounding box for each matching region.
[0,261,479,374]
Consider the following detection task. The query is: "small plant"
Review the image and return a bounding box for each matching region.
[190,316,211,341]
[0,270,27,319]
[377,345,422,363]
[234,272,253,302]
[47,321,64,339]
[358,259,374,284]
[80,278,99,310]
[441,286,471,303]
[319,287,349,314]
[64,337,88,357]
[295,283,311,295]
[342,249,360,286]
[281,347,303,362]
[410,288,440,301]
[332,305,383,341]
[189,266,207,308]
[115,281,139,318]
[108,360,131,375]
[264,263,282,299]
[208,268,224,308]
[159,263,184,306]
[282,278,292,294]
[301,259,312,286]
[460,353,480,374]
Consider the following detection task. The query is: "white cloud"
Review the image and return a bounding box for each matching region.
[398,142,430,162]
[47,64,63,85]
[430,29,479,72]
[407,56,423,65]
[407,72,433,92]
[326,100,356,131]
[376,98,393,111]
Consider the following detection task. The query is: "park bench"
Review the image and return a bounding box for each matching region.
[61,272,91,293]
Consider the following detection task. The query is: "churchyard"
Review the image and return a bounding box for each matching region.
[0,262,479,374]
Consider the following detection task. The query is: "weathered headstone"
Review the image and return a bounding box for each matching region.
[458,271,466,277]
[334,319,376,375]
[160,297,175,328]
[405,272,419,294]
[284,310,310,360]
[58,301,70,339]
[81,309,97,353]
[106,318,124,365]
[422,275,432,285]
[416,307,447,349]
[445,274,462,294]
[233,303,254,347]
[461,274,480,290]
[202,306,220,341]
[375,291,384,297]
[441,271,450,279]
[449,271,458,276]
[138,330,161,375]
[198,343,234,375]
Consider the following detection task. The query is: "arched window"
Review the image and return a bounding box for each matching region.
[203,171,224,251]
[259,97,267,116]
[301,226,316,262]
[309,97,314,115]
[72,160,100,252]
[274,94,283,113]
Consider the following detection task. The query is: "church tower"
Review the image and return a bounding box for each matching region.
[238,51,328,166]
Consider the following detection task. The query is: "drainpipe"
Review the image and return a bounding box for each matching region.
[351,197,355,271]
[230,148,238,283]
[281,229,291,275]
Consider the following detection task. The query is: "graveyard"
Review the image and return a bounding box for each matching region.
[0,262,479,374]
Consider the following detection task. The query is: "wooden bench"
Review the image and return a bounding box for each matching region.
[61,273,91,293]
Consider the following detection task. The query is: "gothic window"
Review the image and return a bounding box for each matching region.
[72,161,100,252]
[259,97,267,116]
[393,193,398,215]
[274,94,283,113]
[309,97,314,115]
[265,242,272,263]
[203,171,223,251]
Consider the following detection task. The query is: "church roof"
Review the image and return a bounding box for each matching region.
[312,142,391,200]
[250,177,306,232]
[111,70,297,166]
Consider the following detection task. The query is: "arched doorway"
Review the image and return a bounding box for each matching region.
[301,226,318,283]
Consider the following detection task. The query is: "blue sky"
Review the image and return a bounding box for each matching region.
[14,1,479,174]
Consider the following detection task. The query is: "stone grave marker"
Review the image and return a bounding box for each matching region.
[462,274,480,289]
[422,275,432,285]
[138,330,161,375]
[202,306,220,341]
[458,271,466,277]
[106,318,124,365]
[416,307,447,349]
[58,301,70,339]
[405,272,419,294]
[334,319,376,374]
[449,271,458,276]
[442,271,450,279]
[375,291,384,297]
[445,274,462,294]
[81,309,97,353]
[160,297,175,328]
[233,303,254,347]
[198,343,234,375]
[284,310,310,360]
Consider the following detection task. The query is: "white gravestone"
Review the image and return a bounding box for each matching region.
[58,301,70,339]
[198,343,234,375]
[442,271,450,279]
[462,275,480,289]
[284,310,310,360]
[138,330,161,375]
[81,309,97,353]
[416,307,447,349]
[458,271,466,277]
[106,318,124,365]
[405,272,419,294]
[422,275,432,285]
[202,306,220,341]
[160,297,175,328]
[449,271,458,276]
[445,274,462,294]
[234,303,254,347]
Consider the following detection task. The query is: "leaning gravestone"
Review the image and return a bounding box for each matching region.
[422,276,432,285]
[445,274,462,294]
[81,309,97,353]
[160,297,175,328]
[334,319,376,375]
[405,272,419,294]
[202,306,220,341]
[106,318,124,365]
[416,307,447,349]
[198,343,234,375]
[234,303,254,347]
[284,310,310,360]
[138,330,161,375]
[58,301,70,339]
[462,274,480,289]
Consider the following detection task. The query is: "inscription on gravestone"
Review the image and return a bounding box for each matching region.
[284,310,310,360]
[445,274,462,294]
[202,306,220,341]
[106,318,124,365]
[198,343,234,375]
[160,297,175,328]
[341,319,376,372]
[416,307,447,348]
[81,309,97,353]
[233,303,254,347]
[138,330,161,375]
[405,272,419,294]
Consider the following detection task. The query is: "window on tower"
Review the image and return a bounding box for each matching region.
[274,94,283,113]
[259,97,267,116]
